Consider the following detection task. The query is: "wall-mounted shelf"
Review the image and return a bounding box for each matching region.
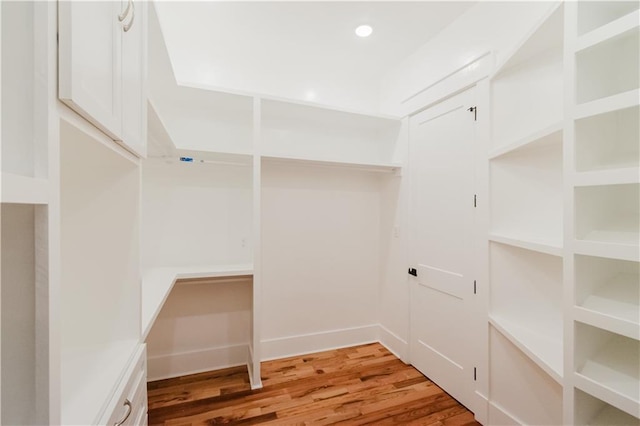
[261,98,401,167]
[261,154,401,173]
[575,323,639,417]
[488,122,562,160]
[141,264,253,340]
[575,388,640,426]
[1,173,48,204]
[575,105,639,173]
[577,1,639,37]
[576,9,640,52]
[489,234,562,257]
[575,183,639,247]
[489,315,563,383]
[576,27,639,105]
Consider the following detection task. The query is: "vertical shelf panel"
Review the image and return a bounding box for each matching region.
[575,105,639,172]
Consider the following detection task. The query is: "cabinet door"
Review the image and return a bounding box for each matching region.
[58,1,123,140]
[121,0,147,157]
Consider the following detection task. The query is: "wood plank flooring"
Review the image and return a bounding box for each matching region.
[147,343,481,425]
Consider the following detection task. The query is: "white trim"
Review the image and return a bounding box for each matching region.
[260,325,379,361]
[378,324,409,363]
[147,344,249,382]
[489,401,524,425]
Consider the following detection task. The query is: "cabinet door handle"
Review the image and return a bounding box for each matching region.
[122,0,135,32]
[118,0,132,22]
[114,398,132,426]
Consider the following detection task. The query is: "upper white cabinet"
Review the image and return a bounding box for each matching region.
[58,0,147,157]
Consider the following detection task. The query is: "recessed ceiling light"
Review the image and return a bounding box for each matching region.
[355,25,373,38]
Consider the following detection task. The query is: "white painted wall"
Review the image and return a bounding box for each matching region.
[146,279,252,381]
[1,203,36,425]
[261,163,382,359]
[141,161,253,270]
[380,1,559,116]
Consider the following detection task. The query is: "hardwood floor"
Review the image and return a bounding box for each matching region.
[147,343,481,425]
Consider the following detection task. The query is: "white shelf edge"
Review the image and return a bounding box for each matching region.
[1,172,48,204]
[261,154,402,173]
[575,89,640,120]
[488,233,563,256]
[574,307,640,341]
[489,121,563,160]
[574,240,639,263]
[489,315,563,384]
[141,264,254,340]
[574,373,640,419]
[575,9,640,53]
[573,168,640,186]
[490,2,563,79]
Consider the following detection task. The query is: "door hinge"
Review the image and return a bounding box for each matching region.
[473,280,477,294]
[474,194,477,208]
[474,367,477,381]
[467,106,477,121]
[408,267,417,277]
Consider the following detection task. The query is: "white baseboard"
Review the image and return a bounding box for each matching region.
[378,324,409,363]
[147,344,248,382]
[474,392,489,425]
[260,324,379,361]
[489,401,523,425]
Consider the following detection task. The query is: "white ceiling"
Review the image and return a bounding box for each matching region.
[154,1,476,112]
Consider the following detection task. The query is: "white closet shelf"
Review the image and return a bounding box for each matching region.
[489,233,563,257]
[575,89,640,120]
[574,240,639,263]
[61,339,139,426]
[573,167,640,186]
[261,154,401,173]
[489,315,563,384]
[488,122,562,160]
[574,336,640,418]
[1,172,48,204]
[586,403,640,426]
[575,308,639,341]
[141,264,253,340]
[575,9,640,53]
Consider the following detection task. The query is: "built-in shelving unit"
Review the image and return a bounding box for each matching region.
[568,2,640,423]
[486,4,567,424]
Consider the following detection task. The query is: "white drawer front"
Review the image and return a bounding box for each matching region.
[101,345,147,426]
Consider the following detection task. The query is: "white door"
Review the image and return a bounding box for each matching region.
[58,1,123,140]
[409,88,477,410]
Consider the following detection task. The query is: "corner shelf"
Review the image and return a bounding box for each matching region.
[261,154,401,173]
[1,173,48,204]
[575,323,640,418]
[489,315,563,383]
[141,264,253,340]
[488,121,562,160]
